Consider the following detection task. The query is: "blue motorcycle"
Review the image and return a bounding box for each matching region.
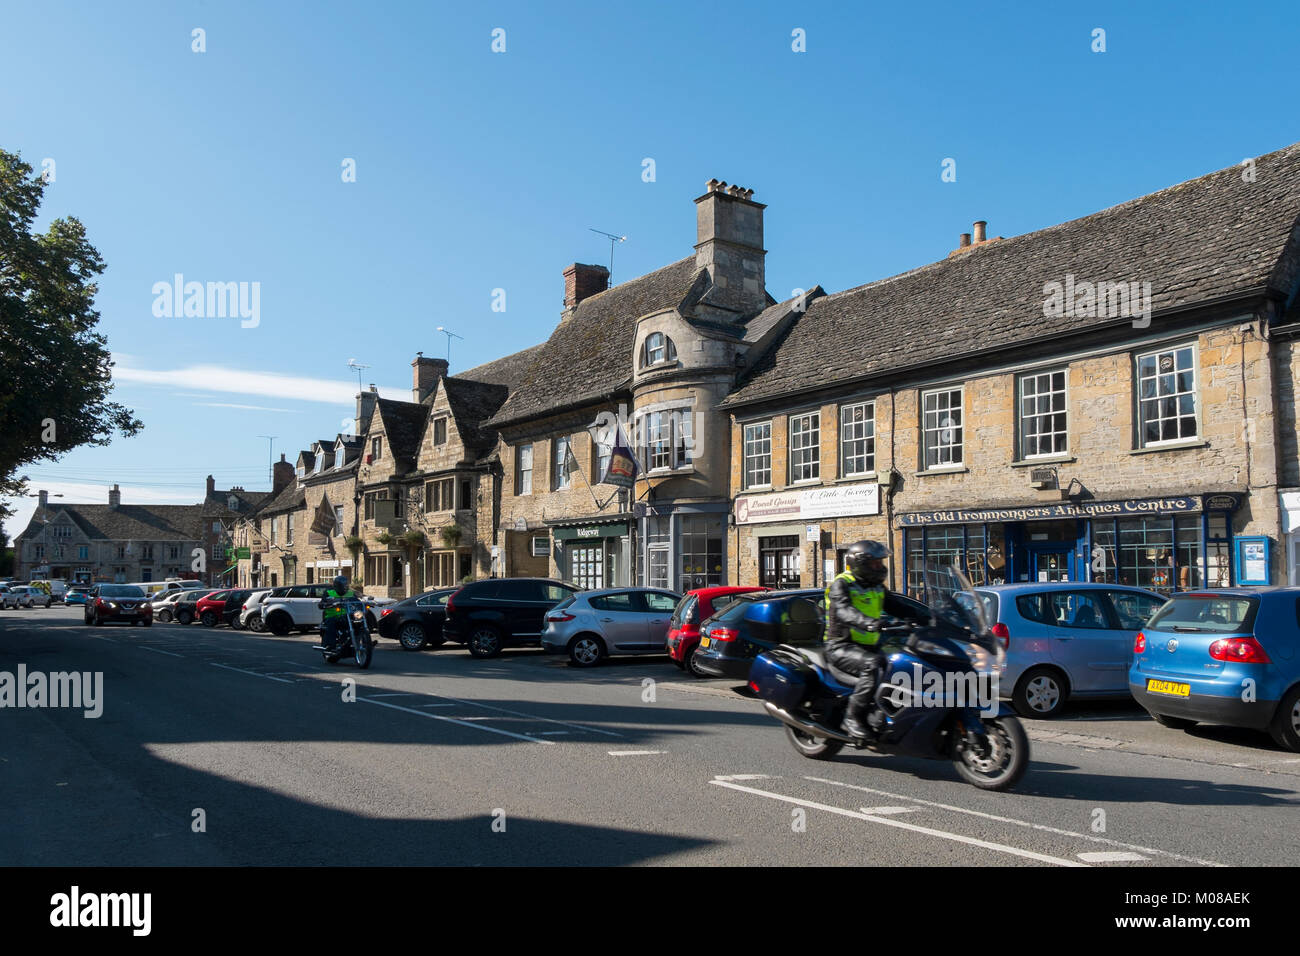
[749,566,1029,791]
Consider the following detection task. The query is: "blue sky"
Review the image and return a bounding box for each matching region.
[3,0,1298,534]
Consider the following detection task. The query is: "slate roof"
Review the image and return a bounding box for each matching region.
[487,257,703,426]
[256,481,305,516]
[20,504,205,542]
[375,398,430,467]
[725,142,1300,408]
[200,488,271,519]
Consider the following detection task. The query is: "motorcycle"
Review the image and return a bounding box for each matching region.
[749,563,1029,791]
[314,597,374,669]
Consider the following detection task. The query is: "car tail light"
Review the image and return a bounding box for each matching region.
[711,627,740,643]
[547,612,575,623]
[380,607,394,617]
[991,622,1010,650]
[1209,637,1270,664]
[1134,632,1146,654]
[748,680,760,693]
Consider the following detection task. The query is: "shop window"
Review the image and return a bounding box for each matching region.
[744,422,772,488]
[679,515,723,591]
[1019,369,1068,458]
[906,523,1004,593]
[840,402,875,476]
[789,413,820,483]
[570,546,606,590]
[647,516,671,589]
[922,387,963,469]
[1136,345,1197,447]
[759,535,800,589]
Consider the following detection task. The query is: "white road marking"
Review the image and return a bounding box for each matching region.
[139,646,183,658]
[710,779,1086,866]
[369,693,413,698]
[209,662,293,684]
[804,775,1225,868]
[1078,851,1148,863]
[358,696,552,744]
[860,806,922,815]
[714,774,775,782]
[417,703,455,708]
[608,750,666,756]
[431,694,623,737]
[93,637,120,644]
[539,731,569,735]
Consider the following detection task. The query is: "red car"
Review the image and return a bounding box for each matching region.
[195,589,232,627]
[667,586,766,677]
[85,584,153,627]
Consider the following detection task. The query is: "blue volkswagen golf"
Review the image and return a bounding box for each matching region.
[1130,588,1300,751]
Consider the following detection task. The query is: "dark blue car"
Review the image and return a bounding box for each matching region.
[1130,588,1300,750]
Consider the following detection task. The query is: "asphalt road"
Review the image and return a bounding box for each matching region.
[2,605,1298,866]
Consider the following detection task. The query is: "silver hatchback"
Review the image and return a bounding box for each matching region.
[542,588,681,666]
[976,582,1167,718]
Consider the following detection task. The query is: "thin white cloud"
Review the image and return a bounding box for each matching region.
[195,402,302,413]
[112,359,405,405]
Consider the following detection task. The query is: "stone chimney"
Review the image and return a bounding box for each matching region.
[412,352,447,402]
[38,489,48,509]
[949,220,1003,258]
[108,484,121,509]
[356,384,379,435]
[562,263,609,315]
[272,454,294,494]
[206,474,216,497]
[694,179,767,320]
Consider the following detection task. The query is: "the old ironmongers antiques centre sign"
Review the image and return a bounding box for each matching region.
[897,495,1236,526]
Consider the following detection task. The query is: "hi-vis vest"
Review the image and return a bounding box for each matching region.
[323,587,351,620]
[823,571,884,645]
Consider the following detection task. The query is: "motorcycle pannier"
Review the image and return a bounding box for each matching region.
[749,647,816,711]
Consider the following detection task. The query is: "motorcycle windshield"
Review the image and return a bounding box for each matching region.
[913,562,992,649]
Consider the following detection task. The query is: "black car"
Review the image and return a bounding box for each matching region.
[171,589,215,625]
[220,589,254,628]
[692,588,931,680]
[442,578,580,658]
[376,588,457,651]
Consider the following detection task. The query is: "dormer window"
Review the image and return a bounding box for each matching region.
[313,452,325,473]
[335,444,349,465]
[227,495,240,510]
[642,332,676,368]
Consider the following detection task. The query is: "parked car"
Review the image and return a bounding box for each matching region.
[1131,588,1300,751]
[376,588,457,650]
[442,578,581,658]
[976,582,1167,718]
[84,584,153,626]
[64,587,92,606]
[220,589,255,628]
[171,589,217,625]
[195,589,233,627]
[0,586,15,609]
[5,586,51,608]
[667,586,767,676]
[150,590,189,622]
[239,588,284,631]
[541,588,682,666]
[260,584,394,636]
[691,588,932,681]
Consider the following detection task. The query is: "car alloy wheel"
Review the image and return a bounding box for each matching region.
[398,622,427,651]
[569,636,603,667]
[468,627,501,658]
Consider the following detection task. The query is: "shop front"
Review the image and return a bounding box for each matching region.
[636,503,727,593]
[551,517,633,590]
[898,494,1240,596]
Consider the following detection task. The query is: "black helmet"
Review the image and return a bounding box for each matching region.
[332,574,349,592]
[845,539,889,586]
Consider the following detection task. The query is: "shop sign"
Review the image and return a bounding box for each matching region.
[735,483,880,526]
[898,495,1208,526]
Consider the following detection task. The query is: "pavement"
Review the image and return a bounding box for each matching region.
[2,605,1298,866]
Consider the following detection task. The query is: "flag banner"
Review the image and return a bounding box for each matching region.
[563,440,581,480]
[310,494,335,536]
[601,440,639,488]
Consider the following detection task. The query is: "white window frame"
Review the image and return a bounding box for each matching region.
[922,387,964,470]
[530,535,550,557]
[554,436,572,490]
[839,401,876,477]
[1018,369,1069,460]
[744,421,772,489]
[788,412,820,484]
[370,437,382,460]
[637,407,694,474]
[517,443,533,495]
[643,332,676,367]
[1135,344,1198,448]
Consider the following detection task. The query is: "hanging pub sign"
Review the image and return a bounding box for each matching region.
[309,494,335,536]
[600,439,639,488]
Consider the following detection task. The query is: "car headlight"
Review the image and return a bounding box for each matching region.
[106,602,117,609]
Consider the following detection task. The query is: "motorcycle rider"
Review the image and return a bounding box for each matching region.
[824,539,892,739]
[319,574,356,653]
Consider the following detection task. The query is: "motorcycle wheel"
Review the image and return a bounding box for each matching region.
[354,635,373,669]
[953,716,1029,791]
[784,724,844,760]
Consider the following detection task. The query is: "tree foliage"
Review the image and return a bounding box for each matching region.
[0,150,142,517]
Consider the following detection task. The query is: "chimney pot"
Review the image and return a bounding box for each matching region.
[108,484,121,509]
[973,220,987,243]
[959,233,971,248]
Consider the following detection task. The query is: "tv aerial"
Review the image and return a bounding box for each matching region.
[589,228,627,284]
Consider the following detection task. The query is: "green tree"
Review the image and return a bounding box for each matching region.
[0,150,141,518]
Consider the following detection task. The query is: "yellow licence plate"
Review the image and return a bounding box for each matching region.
[700,637,711,648]
[1147,679,1190,697]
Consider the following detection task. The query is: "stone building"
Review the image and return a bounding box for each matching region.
[199,476,272,587]
[722,142,1300,596]
[14,486,203,584]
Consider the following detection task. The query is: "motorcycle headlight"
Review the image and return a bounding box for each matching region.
[351,610,364,621]
[912,638,957,658]
[966,645,996,674]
